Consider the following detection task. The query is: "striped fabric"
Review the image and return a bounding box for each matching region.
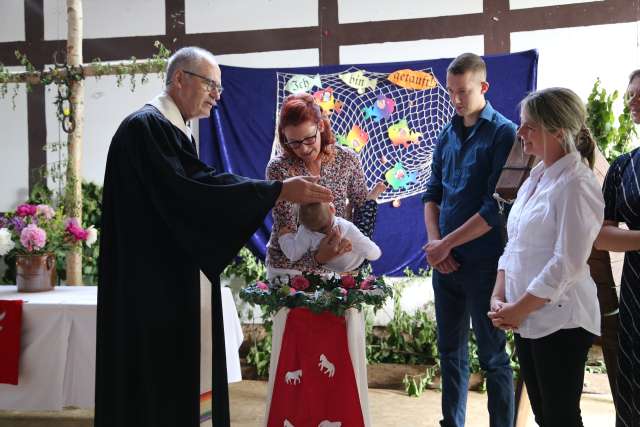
[200,390,212,425]
[603,148,640,427]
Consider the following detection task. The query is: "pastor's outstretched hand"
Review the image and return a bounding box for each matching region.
[278,176,333,204]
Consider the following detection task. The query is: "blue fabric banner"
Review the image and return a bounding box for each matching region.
[199,50,538,276]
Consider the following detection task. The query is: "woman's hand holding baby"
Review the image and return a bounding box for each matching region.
[314,227,352,264]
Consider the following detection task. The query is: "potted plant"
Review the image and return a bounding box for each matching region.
[0,203,97,292]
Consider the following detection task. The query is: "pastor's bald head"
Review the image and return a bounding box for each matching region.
[165,47,218,87]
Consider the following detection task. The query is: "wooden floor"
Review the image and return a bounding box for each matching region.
[0,374,615,427]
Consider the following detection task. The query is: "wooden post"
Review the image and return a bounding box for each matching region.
[65,0,84,285]
[587,148,623,409]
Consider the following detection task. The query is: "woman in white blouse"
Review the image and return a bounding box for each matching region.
[488,87,604,427]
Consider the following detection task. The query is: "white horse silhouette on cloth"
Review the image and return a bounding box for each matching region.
[318,354,335,378]
[284,369,302,385]
[283,420,342,427]
[0,310,6,332]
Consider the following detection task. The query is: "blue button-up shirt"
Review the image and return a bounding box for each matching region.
[422,101,516,264]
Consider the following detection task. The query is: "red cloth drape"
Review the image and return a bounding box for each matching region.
[0,299,23,385]
[267,308,364,427]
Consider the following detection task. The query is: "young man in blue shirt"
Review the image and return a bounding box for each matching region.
[423,53,516,427]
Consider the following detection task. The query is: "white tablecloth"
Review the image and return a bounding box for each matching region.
[0,283,243,411]
[200,277,244,388]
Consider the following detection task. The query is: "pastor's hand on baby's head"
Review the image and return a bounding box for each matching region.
[278,176,333,204]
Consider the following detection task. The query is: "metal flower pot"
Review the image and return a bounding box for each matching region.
[16,253,56,292]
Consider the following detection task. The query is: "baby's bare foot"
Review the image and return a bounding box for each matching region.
[367,181,387,200]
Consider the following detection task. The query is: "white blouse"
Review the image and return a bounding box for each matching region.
[498,152,604,339]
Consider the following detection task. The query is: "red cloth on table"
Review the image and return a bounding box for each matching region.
[0,299,23,385]
[267,308,364,427]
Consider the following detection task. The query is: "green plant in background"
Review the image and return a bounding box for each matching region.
[230,257,527,395]
[365,280,439,366]
[585,359,607,374]
[222,246,267,284]
[402,266,432,278]
[245,319,273,379]
[403,366,437,398]
[504,330,520,381]
[80,182,102,284]
[586,78,637,163]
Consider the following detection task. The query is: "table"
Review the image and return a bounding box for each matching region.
[0,283,243,411]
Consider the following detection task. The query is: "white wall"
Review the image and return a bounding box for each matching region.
[186,0,318,33]
[511,21,640,116]
[340,35,484,65]
[44,0,165,40]
[44,73,165,188]
[0,1,25,42]
[216,49,320,68]
[338,0,482,23]
[510,0,603,9]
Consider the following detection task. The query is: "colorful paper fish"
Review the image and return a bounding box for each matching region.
[284,74,322,94]
[385,162,417,190]
[387,69,437,90]
[337,125,369,153]
[362,95,396,122]
[339,70,378,94]
[388,119,422,148]
[313,87,338,114]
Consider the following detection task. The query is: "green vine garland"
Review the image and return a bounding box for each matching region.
[0,40,171,112]
[240,272,393,317]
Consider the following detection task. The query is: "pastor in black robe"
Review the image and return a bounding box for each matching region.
[95,95,281,427]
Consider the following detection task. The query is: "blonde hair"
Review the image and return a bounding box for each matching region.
[520,87,596,169]
[298,203,332,232]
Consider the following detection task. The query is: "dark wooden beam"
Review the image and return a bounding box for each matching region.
[1,28,320,66]
[24,0,47,192]
[26,85,46,191]
[335,13,486,46]
[484,0,511,54]
[24,0,43,42]
[319,0,339,65]
[165,0,185,49]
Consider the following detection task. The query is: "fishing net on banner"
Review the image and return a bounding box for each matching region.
[274,67,455,203]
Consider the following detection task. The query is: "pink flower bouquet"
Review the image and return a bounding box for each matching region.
[0,203,98,257]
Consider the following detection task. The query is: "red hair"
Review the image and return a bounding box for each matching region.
[277,93,335,159]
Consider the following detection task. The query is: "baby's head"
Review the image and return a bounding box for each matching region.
[298,202,336,234]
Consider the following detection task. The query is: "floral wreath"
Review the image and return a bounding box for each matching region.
[239,271,393,317]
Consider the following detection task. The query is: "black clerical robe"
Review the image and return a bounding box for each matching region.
[95,104,281,427]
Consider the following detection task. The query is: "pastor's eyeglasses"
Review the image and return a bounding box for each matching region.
[183,70,224,94]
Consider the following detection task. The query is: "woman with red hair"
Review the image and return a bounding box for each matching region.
[265,93,370,278]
